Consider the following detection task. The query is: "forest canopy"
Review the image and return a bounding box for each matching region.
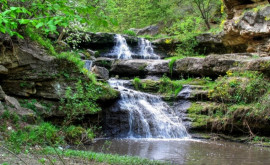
[0,0,224,38]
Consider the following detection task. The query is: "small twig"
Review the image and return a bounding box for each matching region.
[0,146,28,165]
[52,146,66,165]
[244,120,255,138]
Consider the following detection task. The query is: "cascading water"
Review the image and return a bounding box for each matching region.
[110,34,133,59]
[138,38,160,59]
[105,79,190,139]
[105,34,160,59]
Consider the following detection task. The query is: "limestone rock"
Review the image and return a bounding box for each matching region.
[145,60,169,75]
[174,58,204,76]
[4,96,36,123]
[0,65,8,74]
[86,49,99,58]
[94,57,115,70]
[110,54,270,78]
[223,0,267,19]
[222,1,270,55]
[201,54,251,76]
[91,65,109,80]
[111,60,149,76]
[136,25,161,36]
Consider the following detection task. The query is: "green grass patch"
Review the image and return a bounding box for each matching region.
[43,147,168,165]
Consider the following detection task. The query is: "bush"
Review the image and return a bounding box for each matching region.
[209,71,269,104]
[123,30,136,36]
[7,122,64,152]
[64,126,95,145]
[59,80,101,125]
[133,77,141,90]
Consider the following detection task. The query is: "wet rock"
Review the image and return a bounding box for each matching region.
[91,65,109,80]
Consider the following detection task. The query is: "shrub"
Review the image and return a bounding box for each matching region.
[133,77,141,90]
[59,80,101,125]
[7,122,64,152]
[123,30,136,36]
[64,126,95,145]
[209,71,269,104]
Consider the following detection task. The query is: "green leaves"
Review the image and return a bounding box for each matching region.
[0,0,106,38]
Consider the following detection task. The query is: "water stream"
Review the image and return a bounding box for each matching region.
[111,34,133,59]
[104,79,190,139]
[93,35,270,164]
[87,139,270,165]
[106,34,159,59]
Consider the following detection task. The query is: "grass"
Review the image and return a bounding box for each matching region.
[43,147,168,165]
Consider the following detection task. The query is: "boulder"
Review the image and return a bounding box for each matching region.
[4,96,36,123]
[201,54,251,76]
[145,60,169,75]
[110,59,169,77]
[94,57,115,70]
[86,49,99,58]
[136,25,161,36]
[79,53,86,60]
[110,60,149,76]
[0,65,8,74]
[174,58,204,76]
[91,66,109,80]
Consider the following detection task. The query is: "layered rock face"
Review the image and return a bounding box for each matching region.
[0,35,118,123]
[222,0,270,56]
[106,54,270,78]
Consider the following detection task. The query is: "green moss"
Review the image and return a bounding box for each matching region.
[187,103,209,128]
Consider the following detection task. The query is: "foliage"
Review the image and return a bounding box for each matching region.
[0,0,106,38]
[208,71,269,104]
[123,30,136,36]
[64,125,95,145]
[133,77,141,90]
[7,122,64,152]
[59,80,101,125]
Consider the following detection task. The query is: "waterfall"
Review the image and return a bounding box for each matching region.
[105,79,190,139]
[138,38,160,59]
[84,60,93,71]
[111,34,133,59]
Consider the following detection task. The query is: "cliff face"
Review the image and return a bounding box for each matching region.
[223,0,268,19]
[0,34,119,124]
[222,0,270,56]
